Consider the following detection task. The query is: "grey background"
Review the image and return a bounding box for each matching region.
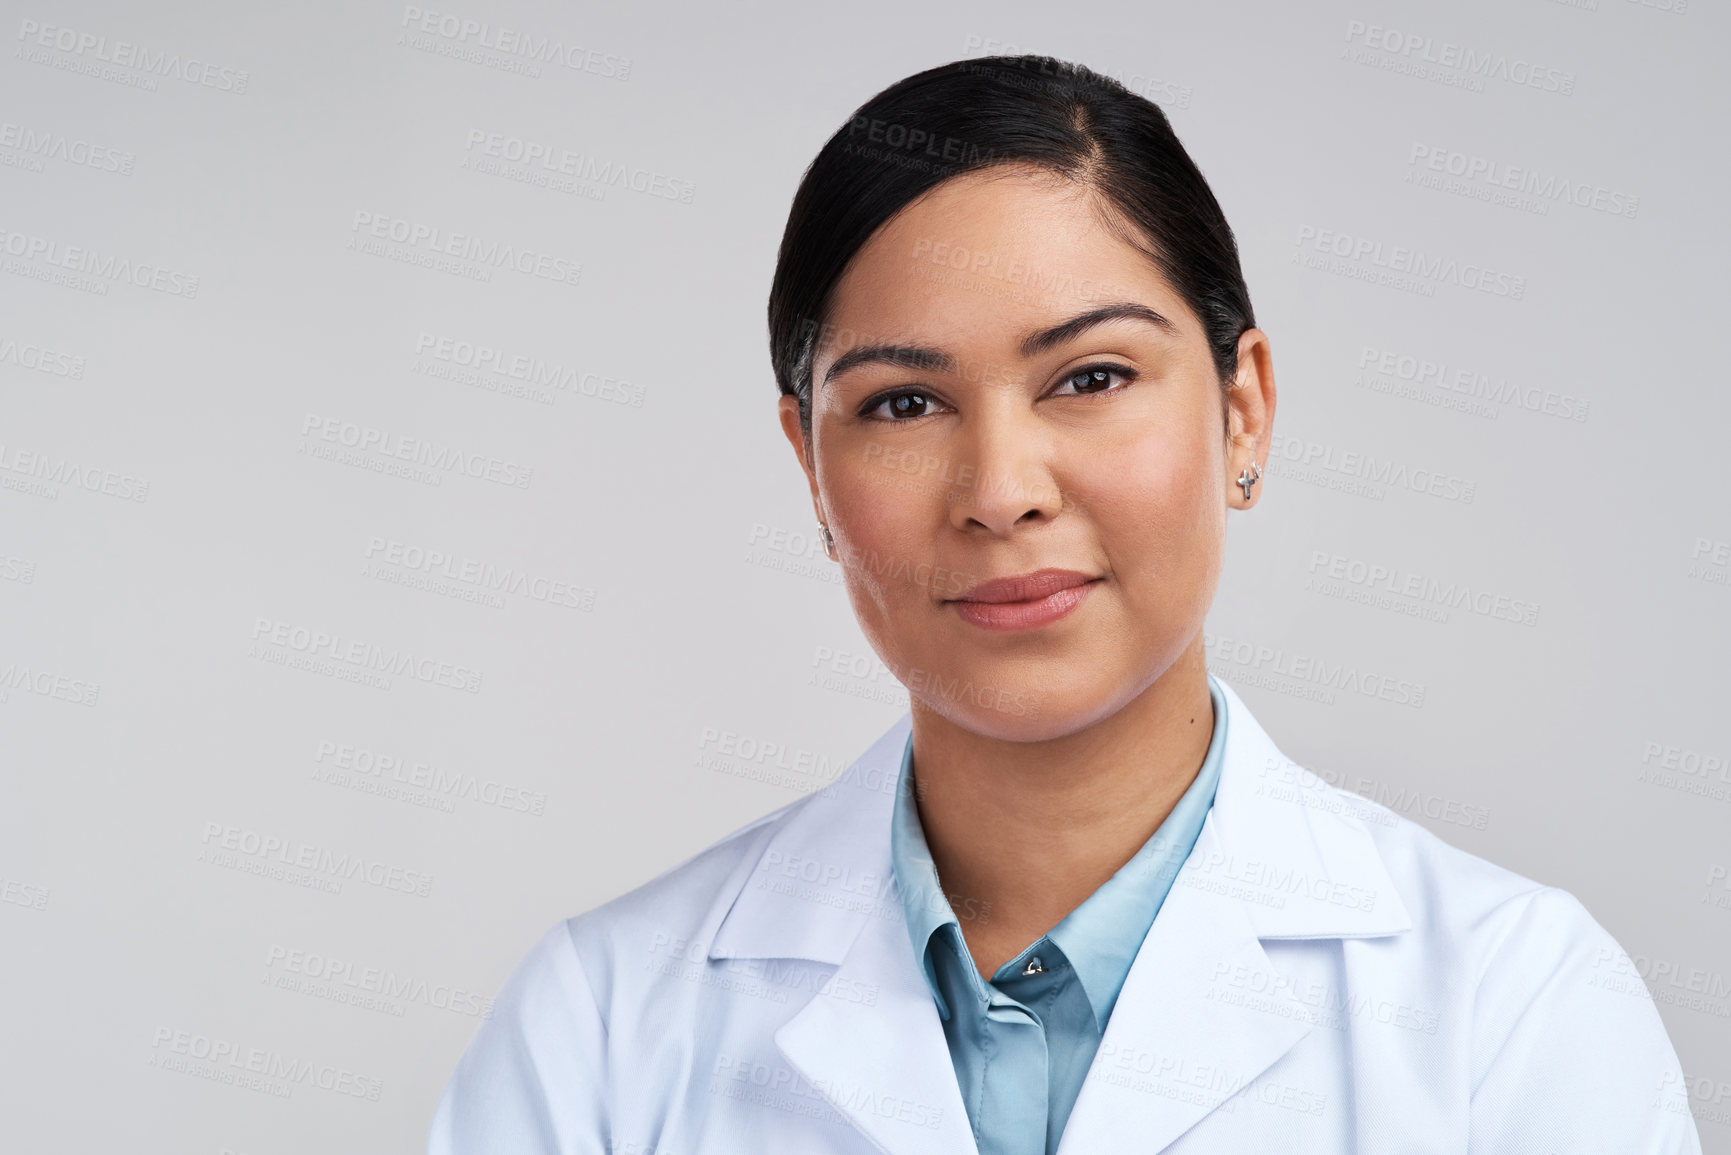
[1,0,1726,1150]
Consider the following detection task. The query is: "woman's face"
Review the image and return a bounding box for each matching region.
[779,164,1272,742]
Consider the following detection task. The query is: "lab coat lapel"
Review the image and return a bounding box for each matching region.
[709,713,979,1154]
[1054,813,1310,1153]
[774,882,981,1155]
[710,677,1412,1155]
[1056,677,1413,1152]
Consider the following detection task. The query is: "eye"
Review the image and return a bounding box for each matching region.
[859,389,948,422]
[1053,362,1139,397]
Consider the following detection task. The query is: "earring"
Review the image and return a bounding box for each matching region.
[1236,461,1262,502]
[818,522,837,560]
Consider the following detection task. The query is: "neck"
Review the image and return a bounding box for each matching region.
[907,638,1215,977]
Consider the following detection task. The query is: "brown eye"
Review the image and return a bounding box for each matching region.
[1056,364,1137,396]
[862,391,942,421]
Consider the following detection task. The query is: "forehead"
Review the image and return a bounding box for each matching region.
[819,165,1187,360]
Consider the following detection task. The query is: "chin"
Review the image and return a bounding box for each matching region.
[907,668,1125,744]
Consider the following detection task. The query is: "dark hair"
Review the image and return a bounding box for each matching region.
[768,54,1256,438]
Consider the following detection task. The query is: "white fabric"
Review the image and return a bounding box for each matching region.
[427,677,1702,1154]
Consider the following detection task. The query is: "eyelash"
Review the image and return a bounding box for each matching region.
[857,362,1141,422]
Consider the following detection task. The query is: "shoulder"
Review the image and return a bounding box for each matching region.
[446,792,813,1055]
[1353,794,1620,1005]
[566,791,806,952]
[484,704,911,1014]
[1288,763,1562,946]
[1268,762,1648,1009]
[486,790,816,1011]
[1293,771,1694,1137]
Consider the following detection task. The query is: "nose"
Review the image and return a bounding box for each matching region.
[947,399,1066,537]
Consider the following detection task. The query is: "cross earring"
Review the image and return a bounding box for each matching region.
[1236,461,1262,502]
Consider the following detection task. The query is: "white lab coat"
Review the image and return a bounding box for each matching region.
[427,678,1702,1154]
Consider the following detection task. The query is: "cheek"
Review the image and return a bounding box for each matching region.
[1082,422,1223,585]
[824,464,930,611]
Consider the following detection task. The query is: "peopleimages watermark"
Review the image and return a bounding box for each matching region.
[646,934,881,1009]
[264,943,495,1019]
[1261,756,1492,832]
[16,19,251,93]
[0,333,86,378]
[808,645,907,709]
[698,724,891,798]
[0,660,100,706]
[858,440,1074,513]
[1589,947,1731,1018]
[711,1053,946,1131]
[1636,738,1731,805]
[148,1027,381,1102]
[1204,630,1426,709]
[299,413,533,489]
[743,521,842,587]
[1181,847,1385,914]
[462,129,695,204]
[1293,225,1525,301]
[1305,549,1540,627]
[1407,143,1638,219]
[347,210,582,287]
[748,849,909,925]
[0,442,149,502]
[1356,344,1589,422]
[0,439,148,498]
[413,331,645,407]
[0,120,134,175]
[0,226,199,297]
[199,820,435,897]
[313,738,548,815]
[363,535,596,611]
[905,664,1044,720]
[745,522,978,598]
[1267,431,1475,504]
[836,113,996,178]
[1688,536,1730,590]
[1341,19,1575,96]
[1704,865,1731,916]
[1,876,50,911]
[398,6,631,79]
[248,617,484,694]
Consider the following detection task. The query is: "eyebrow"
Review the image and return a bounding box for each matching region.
[821,302,1177,389]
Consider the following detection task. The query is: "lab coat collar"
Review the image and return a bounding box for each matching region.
[708,676,1413,1153]
[888,672,1232,1031]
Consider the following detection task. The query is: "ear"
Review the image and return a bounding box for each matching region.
[778,393,825,520]
[1224,328,1276,510]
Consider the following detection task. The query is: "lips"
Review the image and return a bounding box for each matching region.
[945,568,1102,632]
[950,569,1098,605]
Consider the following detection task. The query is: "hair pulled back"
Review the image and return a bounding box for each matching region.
[767,54,1255,437]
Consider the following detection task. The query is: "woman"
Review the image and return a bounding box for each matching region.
[428,55,1700,1154]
